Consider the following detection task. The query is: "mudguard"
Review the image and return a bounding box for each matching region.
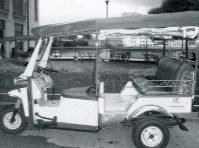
[128,105,174,119]
[8,88,29,117]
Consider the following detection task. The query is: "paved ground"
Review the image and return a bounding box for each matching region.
[0,120,199,148]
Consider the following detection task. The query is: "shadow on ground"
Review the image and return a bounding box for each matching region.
[0,132,78,148]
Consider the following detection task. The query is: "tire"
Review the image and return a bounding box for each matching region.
[132,119,170,148]
[0,106,28,134]
[132,121,138,145]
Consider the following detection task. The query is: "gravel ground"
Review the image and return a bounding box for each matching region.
[0,131,75,148]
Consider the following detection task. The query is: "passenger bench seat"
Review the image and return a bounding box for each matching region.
[132,57,193,95]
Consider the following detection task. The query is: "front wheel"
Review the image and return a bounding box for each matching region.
[133,119,170,148]
[0,106,28,134]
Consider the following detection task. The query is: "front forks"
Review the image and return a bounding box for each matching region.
[8,87,29,121]
[10,99,22,123]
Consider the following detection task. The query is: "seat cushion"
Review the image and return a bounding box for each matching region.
[155,57,193,81]
[62,86,96,100]
[155,57,181,80]
[155,57,193,92]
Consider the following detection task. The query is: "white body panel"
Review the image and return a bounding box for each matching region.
[127,95,192,117]
[33,97,98,126]
[31,78,98,126]
[120,81,139,96]
[119,81,193,116]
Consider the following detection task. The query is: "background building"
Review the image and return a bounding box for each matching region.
[0,0,39,58]
[121,12,143,17]
[123,35,153,47]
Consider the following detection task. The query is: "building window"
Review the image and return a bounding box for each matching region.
[13,0,27,17]
[0,19,4,29]
[0,0,4,9]
[34,0,38,21]
[15,23,23,49]
[15,23,23,36]
[0,0,9,11]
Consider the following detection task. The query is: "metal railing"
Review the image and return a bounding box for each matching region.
[138,79,194,95]
[131,70,195,96]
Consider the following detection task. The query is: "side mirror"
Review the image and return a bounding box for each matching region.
[14,78,29,88]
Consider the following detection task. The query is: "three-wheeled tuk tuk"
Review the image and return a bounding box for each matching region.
[0,11,199,148]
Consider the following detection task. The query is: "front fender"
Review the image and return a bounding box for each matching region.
[8,88,29,117]
[8,89,22,99]
[128,105,174,119]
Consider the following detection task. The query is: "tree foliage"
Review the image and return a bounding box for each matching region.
[148,0,199,14]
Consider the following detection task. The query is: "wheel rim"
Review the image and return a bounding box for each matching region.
[141,126,163,147]
[3,112,22,130]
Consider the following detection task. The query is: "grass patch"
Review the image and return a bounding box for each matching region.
[0,59,25,92]
[1,59,199,96]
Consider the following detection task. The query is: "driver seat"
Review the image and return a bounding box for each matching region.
[61,86,96,100]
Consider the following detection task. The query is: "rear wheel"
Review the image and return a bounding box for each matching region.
[132,119,170,148]
[132,121,138,145]
[0,106,28,134]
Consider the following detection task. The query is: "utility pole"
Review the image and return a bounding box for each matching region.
[185,38,189,60]
[105,0,109,18]
[27,0,30,51]
[163,39,166,57]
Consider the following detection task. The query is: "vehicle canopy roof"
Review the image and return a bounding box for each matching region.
[32,11,199,37]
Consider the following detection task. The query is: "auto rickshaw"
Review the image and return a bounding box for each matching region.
[0,11,199,148]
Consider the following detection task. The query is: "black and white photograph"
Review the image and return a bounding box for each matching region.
[0,0,199,148]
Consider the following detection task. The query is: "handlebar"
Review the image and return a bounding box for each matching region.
[37,66,58,73]
[43,67,58,73]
